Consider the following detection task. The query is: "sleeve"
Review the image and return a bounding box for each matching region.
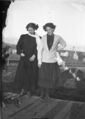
[33,45,37,56]
[57,36,66,50]
[16,35,23,55]
[37,37,43,65]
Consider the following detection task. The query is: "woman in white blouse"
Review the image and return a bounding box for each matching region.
[38,23,66,99]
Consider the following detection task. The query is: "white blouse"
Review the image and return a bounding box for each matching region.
[38,34,66,65]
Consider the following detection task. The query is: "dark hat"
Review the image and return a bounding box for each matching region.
[26,23,39,30]
[43,22,56,31]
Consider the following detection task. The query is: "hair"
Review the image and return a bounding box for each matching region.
[26,23,39,30]
[43,22,56,31]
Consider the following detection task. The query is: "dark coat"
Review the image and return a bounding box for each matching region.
[14,34,38,93]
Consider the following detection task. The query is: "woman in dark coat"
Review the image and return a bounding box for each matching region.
[14,23,39,95]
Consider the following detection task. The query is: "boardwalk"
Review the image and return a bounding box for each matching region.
[1,95,85,119]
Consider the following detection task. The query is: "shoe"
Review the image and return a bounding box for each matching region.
[40,95,45,99]
[39,91,45,99]
[20,89,24,96]
[27,92,31,98]
[44,94,50,101]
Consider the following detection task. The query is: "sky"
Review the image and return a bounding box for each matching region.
[2,0,85,51]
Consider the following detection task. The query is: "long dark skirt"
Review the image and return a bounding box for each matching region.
[14,57,38,93]
[38,62,60,89]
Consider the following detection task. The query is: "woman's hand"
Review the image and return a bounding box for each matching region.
[29,54,36,62]
[57,44,63,50]
[20,53,25,56]
[38,63,42,68]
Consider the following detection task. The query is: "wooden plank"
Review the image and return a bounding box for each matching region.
[32,99,61,118]
[65,111,70,119]
[64,102,84,119]
[23,99,70,119]
[10,97,49,119]
[9,96,41,116]
[2,96,85,119]
[53,101,73,119]
[9,97,47,119]
[42,100,71,119]
[2,96,40,119]
[72,103,85,119]
[9,98,62,119]
[18,101,46,119]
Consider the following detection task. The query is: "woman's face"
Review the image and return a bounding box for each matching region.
[46,27,54,35]
[27,27,35,35]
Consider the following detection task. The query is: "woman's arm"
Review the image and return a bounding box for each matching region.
[16,35,24,55]
[37,38,43,67]
[57,36,66,50]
